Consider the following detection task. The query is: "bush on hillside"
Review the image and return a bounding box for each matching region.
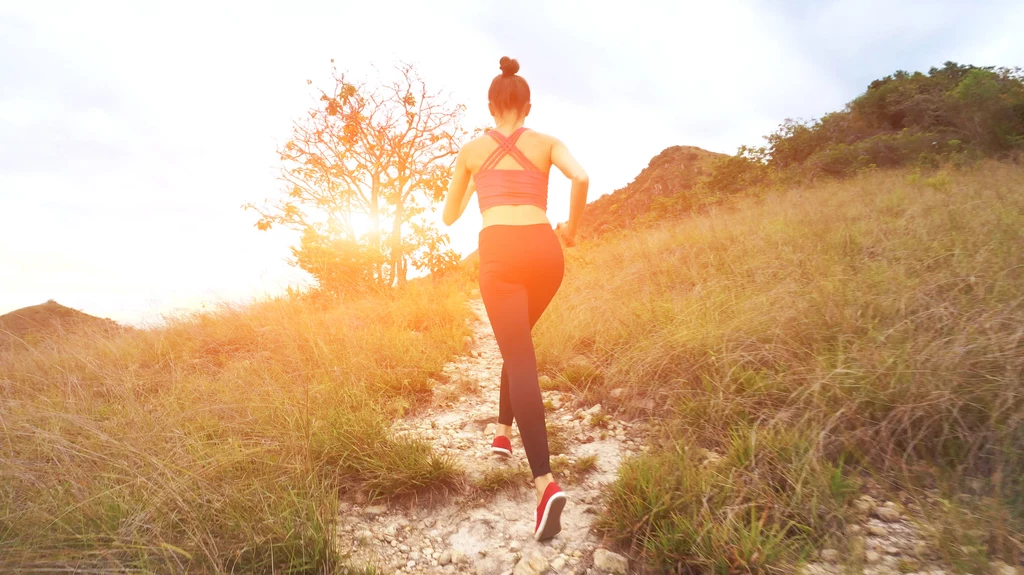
[691,62,1024,198]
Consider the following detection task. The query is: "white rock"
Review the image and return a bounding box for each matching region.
[439,551,452,566]
[592,549,628,574]
[485,423,497,436]
[513,550,549,575]
[867,524,889,537]
[406,560,416,569]
[875,506,901,522]
[551,556,567,571]
[865,550,881,564]
[820,549,840,563]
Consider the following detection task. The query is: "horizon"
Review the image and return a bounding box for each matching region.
[2,0,1023,325]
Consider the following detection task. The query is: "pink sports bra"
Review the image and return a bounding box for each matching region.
[474,127,549,213]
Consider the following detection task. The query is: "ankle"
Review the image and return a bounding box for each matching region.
[534,473,554,500]
[495,423,513,438]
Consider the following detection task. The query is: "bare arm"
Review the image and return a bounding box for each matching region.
[442,149,473,226]
[551,138,589,244]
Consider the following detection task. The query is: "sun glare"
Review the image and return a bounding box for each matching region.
[347,211,377,239]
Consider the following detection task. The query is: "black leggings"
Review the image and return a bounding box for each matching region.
[478,224,564,478]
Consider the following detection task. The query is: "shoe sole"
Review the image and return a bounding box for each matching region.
[491,446,512,457]
[534,492,566,541]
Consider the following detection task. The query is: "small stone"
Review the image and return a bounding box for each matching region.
[820,549,840,563]
[485,423,497,436]
[406,560,416,569]
[451,550,467,564]
[439,551,451,566]
[885,545,900,555]
[513,550,549,575]
[853,499,875,515]
[509,541,521,553]
[585,403,603,416]
[991,561,1019,575]
[474,557,502,575]
[846,524,863,536]
[593,549,628,574]
[912,542,930,559]
[539,375,552,388]
[868,524,889,537]
[364,504,387,516]
[875,506,901,522]
[609,388,625,399]
[865,550,881,564]
[551,556,566,571]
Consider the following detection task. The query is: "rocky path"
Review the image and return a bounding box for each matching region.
[336,299,643,575]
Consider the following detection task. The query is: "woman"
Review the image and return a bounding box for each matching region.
[442,56,589,541]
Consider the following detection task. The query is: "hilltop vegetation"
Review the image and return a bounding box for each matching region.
[579,146,725,238]
[584,62,1023,234]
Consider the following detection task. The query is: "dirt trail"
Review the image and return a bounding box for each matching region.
[336,299,645,574]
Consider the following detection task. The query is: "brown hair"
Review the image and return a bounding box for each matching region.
[488,56,531,114]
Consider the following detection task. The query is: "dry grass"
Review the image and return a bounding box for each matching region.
[535,162,1024,572]
[0,279,472,572]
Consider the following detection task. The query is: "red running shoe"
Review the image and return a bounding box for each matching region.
[491,435,512,457]
[534,482,566,541]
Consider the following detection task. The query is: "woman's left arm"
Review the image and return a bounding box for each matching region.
[442,149,473,226]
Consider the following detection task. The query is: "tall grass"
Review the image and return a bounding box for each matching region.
[0,280,471,572]
[535,162,1024,572]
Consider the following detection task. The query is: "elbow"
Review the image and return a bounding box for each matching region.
[442,212,456,227]
[573,172,590,186]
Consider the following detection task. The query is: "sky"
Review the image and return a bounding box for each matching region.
[1,0,1022,325]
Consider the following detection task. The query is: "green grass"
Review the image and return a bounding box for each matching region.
[551,454,598,483]
[536,162,1024,571]
[473,465,531,494]
[0,279,472,572]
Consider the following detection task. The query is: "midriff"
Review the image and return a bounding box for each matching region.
[481,204,550,229]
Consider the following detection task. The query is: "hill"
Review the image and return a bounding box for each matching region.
[579,145,726,238]
[535,162,1024,572]
[0,300,125,344]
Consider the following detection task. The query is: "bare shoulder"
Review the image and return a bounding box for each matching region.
[524,128,560,146]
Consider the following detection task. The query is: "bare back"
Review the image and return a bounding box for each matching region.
[464,126,554,227]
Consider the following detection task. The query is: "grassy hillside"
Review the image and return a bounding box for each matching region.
[534,162,1024,572]
[0,281,472,572]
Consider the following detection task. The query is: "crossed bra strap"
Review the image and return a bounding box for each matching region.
[479,127,542,172]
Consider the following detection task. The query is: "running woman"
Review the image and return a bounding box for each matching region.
[442,56,589,541]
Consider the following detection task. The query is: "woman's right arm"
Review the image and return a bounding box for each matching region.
[551,138,589,245]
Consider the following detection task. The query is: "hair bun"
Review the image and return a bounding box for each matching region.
[499,56,520,77]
